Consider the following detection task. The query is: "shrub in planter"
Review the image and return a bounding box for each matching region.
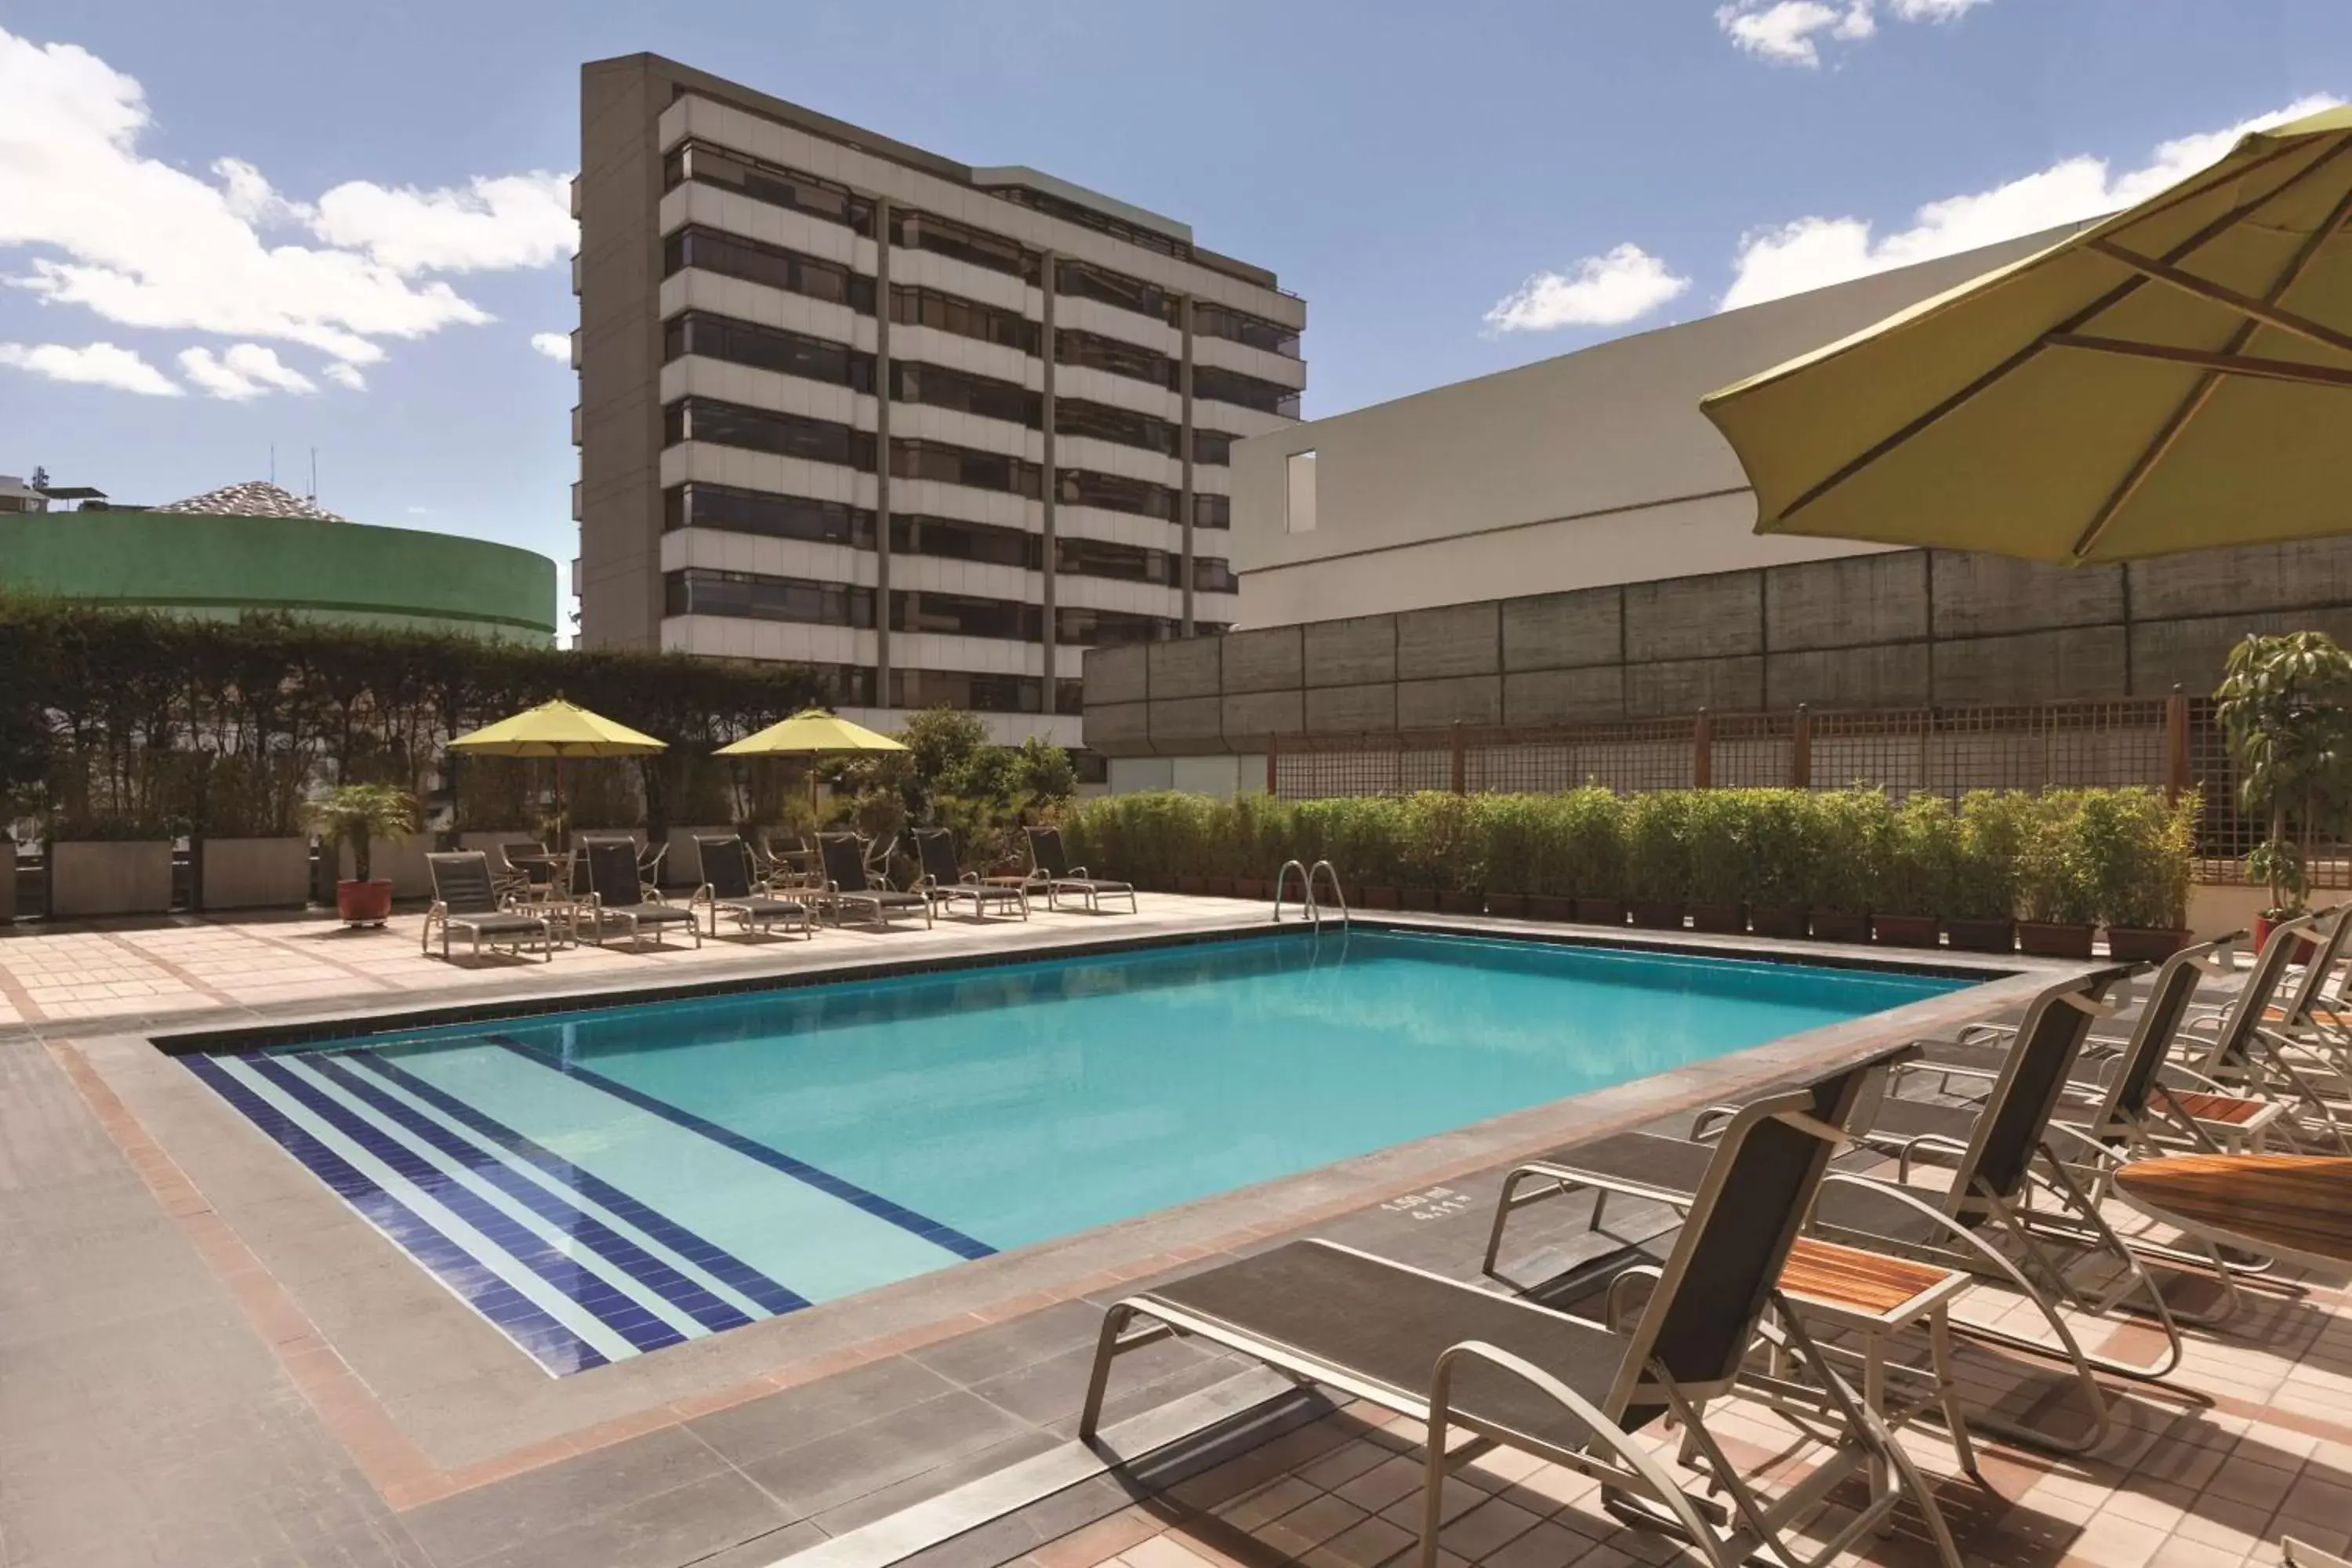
[1944,791,2025,953]
[1471,793,1543,920]
[1624,790,1691,929]
[2016,790,2100,957]
[1804,786,1884,942]
[2086,787,2198,960]
[1305,795,1403,906]
[1743,789,1815,938]
[1399,791,1475,906]
[1557,786,1627,924]
[1683,789,1750,934]
[1867,793,1951,947]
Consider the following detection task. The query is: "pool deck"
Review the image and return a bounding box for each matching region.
[2,901,2345,1568]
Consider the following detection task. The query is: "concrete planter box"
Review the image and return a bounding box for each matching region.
[200,837,312,910]
[665,826,735,887]
[337,837,434,898]
[52,840,174,918]
[0,835,14,923]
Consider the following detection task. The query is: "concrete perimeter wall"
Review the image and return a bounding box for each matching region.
[1083,537,2352,760]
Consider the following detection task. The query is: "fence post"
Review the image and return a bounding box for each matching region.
[1791,704,1812,789]
[1693,708,1713,789]
[1265,733,1279,797]
[2164,686,2190,805]
[1449,720,1468,796]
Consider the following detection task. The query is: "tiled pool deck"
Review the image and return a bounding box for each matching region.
[2,900,2347,1568]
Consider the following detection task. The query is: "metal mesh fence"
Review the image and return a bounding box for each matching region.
[1265,695,2347,888]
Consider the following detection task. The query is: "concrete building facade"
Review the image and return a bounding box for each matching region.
[1082,223,2352,788]
[573,53,1305,745]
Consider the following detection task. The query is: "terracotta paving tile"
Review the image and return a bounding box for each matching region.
[1033,1508,1163,1568]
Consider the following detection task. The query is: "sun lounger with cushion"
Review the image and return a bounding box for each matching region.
[815,833,933,929]
[580,840,701,949]
[911,829,1027,920]
[423,852,554,962]
[1023,825,1135,913]
[690,835,811,938]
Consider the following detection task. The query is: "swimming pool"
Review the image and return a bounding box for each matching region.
[183,929,1965,1374]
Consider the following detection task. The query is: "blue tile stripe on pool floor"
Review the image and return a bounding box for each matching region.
[344,1049,810,1320]
[183,1054,607,1375]
[239,1056,689,1357]
[481,1033,999,1261]
[302,1052,768,1336]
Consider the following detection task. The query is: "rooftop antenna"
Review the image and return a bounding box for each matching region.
[309,447,318,502]
[269,443,276,486]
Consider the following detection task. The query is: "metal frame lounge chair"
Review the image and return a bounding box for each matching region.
[2166,910,2352,1154]
[491,840,550,902]
[815,833,933,929]
[422,852,554,963]
[689,834,811,938]
[1083,1043,1962,1568]
[911,829,1028,920]
[579,839,701,949]
[1483,970,2150,1455]
[1023,825,1135,913]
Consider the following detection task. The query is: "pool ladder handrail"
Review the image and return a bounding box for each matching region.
[1306,861,1349,927]
[1272,859,1316,927]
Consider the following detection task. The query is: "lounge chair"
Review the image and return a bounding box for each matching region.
[580,839,701,949]
[1083,1041,1963,1568]
[690,834,811,938]
[1023,825,1135,913]
[815,833,933,929]
[911,829,1027,920]
[422,852,554,963]
[2171,909,2352,1154]
[491,840,549,901]
[1483,970,2151,1454]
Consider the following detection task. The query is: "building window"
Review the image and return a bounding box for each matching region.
[664,483,875,548]
[664,311,874,391]
[664,397,877,469]
[1195,557,1240,593]
[890,209,1040,283]
[987,185,1186,258]
[1055,398,1178,458]
[1196,365,1301,419]
[1055,260,1180,327]
[1285,449,1317,534]
[1192,300,1301,358]
[1192,429,1236,466]
[890,669,1048,714]
[664,226,875,313]
[1055,329,1178,390]
[891,438,1044,499]
[1057,535,1172,585]
[1056,606,1182,647]
[1194,492,1232,531]
[664,568,874,627]
[1057,468,1177,521]
[892,514,1038,570]
[892,590,1040,642]
[891,361,1040,427]
[890,288,1040,354]
[663,142,875,237]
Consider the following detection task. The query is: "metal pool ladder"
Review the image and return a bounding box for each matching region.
[1272,860,1352,929]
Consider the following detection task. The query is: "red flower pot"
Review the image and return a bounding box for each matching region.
[1809,911,1871,944]
[2107,926,2193,963]
[335,878,393,925]
[2017,920,2096,959]
[1872,913,1942,949]
[1944,918,2016,954]
[1573,898,1628,926]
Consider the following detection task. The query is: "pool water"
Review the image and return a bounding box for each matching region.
[186,930,1963,1374]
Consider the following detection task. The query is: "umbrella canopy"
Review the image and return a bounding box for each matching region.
[448,698,667,757]
[716,710,906,757]
[1703,104,2352,565]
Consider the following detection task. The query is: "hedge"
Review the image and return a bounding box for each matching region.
[1062,786,2200,931]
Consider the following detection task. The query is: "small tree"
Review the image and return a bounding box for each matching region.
[305,783,416,884]
[2216,631,2352,916]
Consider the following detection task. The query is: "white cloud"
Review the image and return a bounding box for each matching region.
[529,330,572,361]
[0,27,575,382]
[0,339,180,395]
[176,343,318,400]
[322,361,365,390]
[1484,245,1692,332]
[1715,0,1985,67]
[1721,93,2344,309]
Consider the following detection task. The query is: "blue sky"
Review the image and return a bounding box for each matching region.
[3,0,2347,612]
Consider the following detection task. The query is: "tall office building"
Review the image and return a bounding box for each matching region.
[572,53,1306,744]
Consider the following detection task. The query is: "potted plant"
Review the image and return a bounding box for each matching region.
[1474,793,1541,920]
[1745,790,1813,939]
[1944,791,2024,953]
[2216,631,2352,949]
[1805,788,1882,943]
[1869,794,1948,948]
[1399,793,1479,913]
[2016,790,2098,958]
[307,783,418,927]
[1624,790,1691,930]
[2092,788,2200,961]
[1683,789,1749,935]
[1560,786,1626,924]
[1328,797,1403,909]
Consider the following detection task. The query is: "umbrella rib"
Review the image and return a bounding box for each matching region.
[2069,174,2352,563]
[2084,238,2352,361]
[1777,132,2352,524]
[2044,336,2352,388]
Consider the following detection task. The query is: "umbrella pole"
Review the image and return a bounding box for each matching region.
[555,755,567,849]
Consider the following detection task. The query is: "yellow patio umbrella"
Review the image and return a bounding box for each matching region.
[1703,103,2352,565]
[448,698,666,840]
[716,708,906,818]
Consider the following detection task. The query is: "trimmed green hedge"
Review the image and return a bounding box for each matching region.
[1063,785,2198,929]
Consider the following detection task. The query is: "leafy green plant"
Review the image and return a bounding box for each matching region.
[1950,791,2027,922]
[2016,791,2100,925]
[1398,791,1475,891]
[1805,787,1887,916]
[1555,786,1625,900]
[304,783,416,884]
[1683,789,1749,906]
[1744,789,1817,909]
[2082,787,2197,930]
[1622,790,1690,903]
[1305,796,1403,887]
[2215,630,2352,916]
[1469,793,1547,895]
[1867,794,1958,916]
